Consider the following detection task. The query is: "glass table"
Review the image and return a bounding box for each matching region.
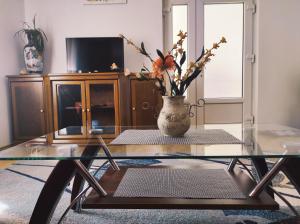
[1,124,300,224]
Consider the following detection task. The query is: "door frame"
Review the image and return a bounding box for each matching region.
[164,0,255,125]
[163,0,198,124]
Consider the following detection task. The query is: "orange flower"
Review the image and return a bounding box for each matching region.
[164,55,175,70]
[153,57,163,71]
[153,55,175,71]
[151,58,163,79]
[151,54,175,79]
[150,69,163,79]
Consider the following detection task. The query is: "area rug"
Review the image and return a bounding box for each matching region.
[0,159,297,224]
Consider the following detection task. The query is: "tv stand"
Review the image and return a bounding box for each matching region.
[7,72,162,143]
[7,73,128,143]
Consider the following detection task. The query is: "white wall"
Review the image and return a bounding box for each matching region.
[254,0,300,127]
[24,0,163,73]
[2,0,300,147]
[0,0,24,147]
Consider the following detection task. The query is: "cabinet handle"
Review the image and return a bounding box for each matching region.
[87,108,90,112]
[40,109,44,113]
[82,109,85,112]
[132,107,136,111]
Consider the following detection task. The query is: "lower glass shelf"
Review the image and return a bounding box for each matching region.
[82,165,279,210]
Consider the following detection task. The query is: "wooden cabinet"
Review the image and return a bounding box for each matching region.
[8,73,161,143]
[9,77,46,141]
[130,79,162,127]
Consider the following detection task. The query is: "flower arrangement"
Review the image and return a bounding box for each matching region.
[15,15,47,73]
[120,31,226,96]
[15,15,48,54]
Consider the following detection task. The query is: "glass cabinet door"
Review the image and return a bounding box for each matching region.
[86,80,119,137]
[52,81,86,138]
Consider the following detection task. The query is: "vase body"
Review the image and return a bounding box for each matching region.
[24,43,44,74]
[157,96,190,137]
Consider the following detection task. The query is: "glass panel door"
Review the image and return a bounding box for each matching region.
[165,0,253,125]
[86,80,119,136]
[52,81,86,138]
[194,0,253,125]
[199,2,247,124]
[204,3,244,99]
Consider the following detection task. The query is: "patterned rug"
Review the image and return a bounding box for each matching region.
[0,159,297,224]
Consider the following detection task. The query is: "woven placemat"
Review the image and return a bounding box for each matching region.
[111,129,242,145]
[114,168,245,199]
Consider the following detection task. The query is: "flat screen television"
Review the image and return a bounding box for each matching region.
[66,37,124,73]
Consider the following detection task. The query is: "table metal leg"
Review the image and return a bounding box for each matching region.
[71,139,119,211]
[71,145,100,211]
[58,185,91,224]
[249,158,287,197]
[59,160,110,223]
[227,158,238,172]
[227,157,298,216]
[98,137,120,171]
[251,157,274,198]
[30,138,119,223]
[74,160,107,196]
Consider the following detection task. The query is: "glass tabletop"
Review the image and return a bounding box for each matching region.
[1,124,300,160]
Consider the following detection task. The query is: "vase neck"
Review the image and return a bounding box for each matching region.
[162,96,185,106]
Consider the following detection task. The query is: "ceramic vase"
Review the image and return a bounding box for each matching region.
[24,45,44,73]
[157,96,190,137]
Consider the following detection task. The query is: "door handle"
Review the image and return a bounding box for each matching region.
[197,98,205,107]
[142,102,150,110]
[87,108,90,112]
[188,98,206,117]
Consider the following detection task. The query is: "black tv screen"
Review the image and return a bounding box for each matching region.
[66,37,124,73]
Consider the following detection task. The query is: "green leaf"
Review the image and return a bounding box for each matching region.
[140,42,147,55]
[33,14,36,29]
[14,15,47,53]
[170,80,180,96]
[174,60,182,76]
[195,47,205,62]
[180,51,186,66]
[156,49,165,62]
[156,78,166,95]
[37,28,48,41]
[181,68,201,93]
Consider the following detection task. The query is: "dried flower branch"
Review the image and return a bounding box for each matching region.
[119,34,154,63]
[120,32,226,96]
[182,37,226,80]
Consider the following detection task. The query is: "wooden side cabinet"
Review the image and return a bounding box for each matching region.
[8,76,46,141]
[130,79,162,127]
